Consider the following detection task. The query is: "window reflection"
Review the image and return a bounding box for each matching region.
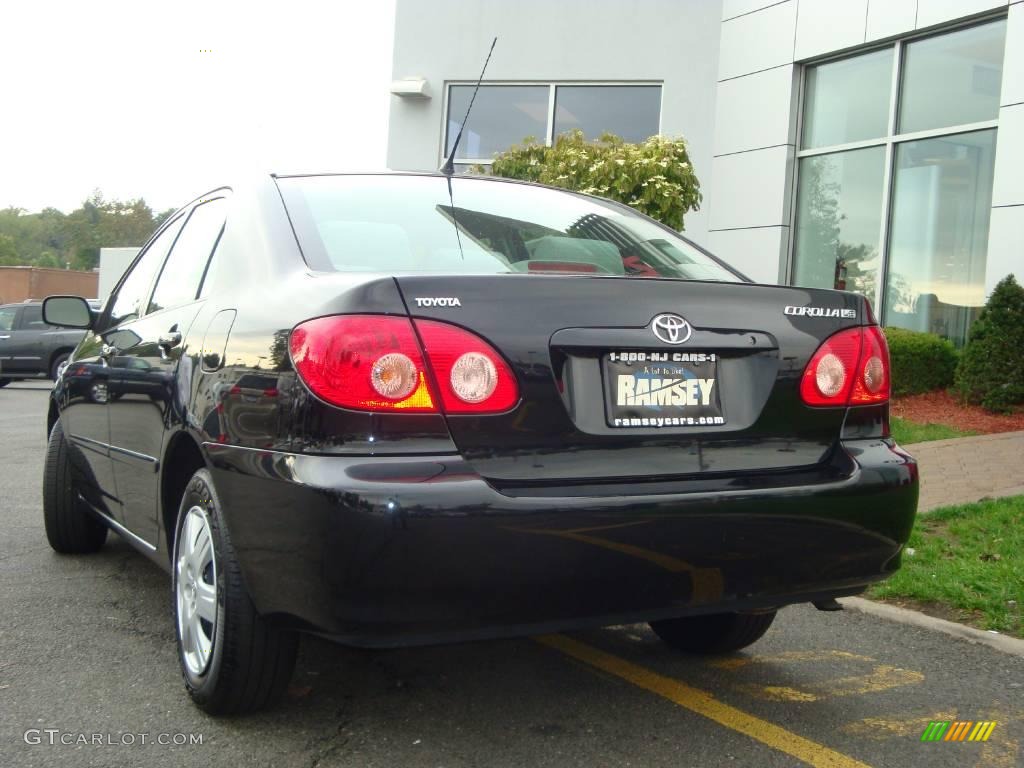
[793,147,885,300]
[554,86,661,142]
[885,130,996,346]
[446,84,663,161]
[802,48,893,149]
[446,86,549,160]
[899,20,1006,134]
[793,20,1007,346]
[277,175,738,282]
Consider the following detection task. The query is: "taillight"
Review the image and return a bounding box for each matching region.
[850,326,889,404]
[289,315,518,414]
[290,316,436,412]
[413,319,519,414]
[799,326,890,407]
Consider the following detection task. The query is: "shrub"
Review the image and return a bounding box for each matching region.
[954,274,1024,412]
[480,130,701,230]
[883,327,959,397]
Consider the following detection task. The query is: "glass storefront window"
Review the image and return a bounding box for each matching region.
[885,130,996,346]
[553,85,661,142]
[899,20,1006,134]
[445,83,662,163]
[793,20,1006,345]
[802,48,893,149]
[793,148,886,299]
[446,86,549,161]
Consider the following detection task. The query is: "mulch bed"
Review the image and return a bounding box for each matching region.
[892,390,1024,434]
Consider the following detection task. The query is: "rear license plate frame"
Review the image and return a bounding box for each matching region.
[602,350,725,428]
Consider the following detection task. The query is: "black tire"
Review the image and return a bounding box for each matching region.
[172,468,298,715]
[50,352,70,381]
[42,420,108,554]
[649,611,777,654]
[0,378,10,388]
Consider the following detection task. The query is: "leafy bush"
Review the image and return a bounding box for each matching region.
[479,130,701,230]
[954,274,1024,412]
[883,327,959,397]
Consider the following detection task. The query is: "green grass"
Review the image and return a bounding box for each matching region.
[869,495,1023,637]
[890,417,977,445]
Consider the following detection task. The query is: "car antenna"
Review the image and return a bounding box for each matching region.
[440,37,497,176]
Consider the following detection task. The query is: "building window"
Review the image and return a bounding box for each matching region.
[444,83,662,166]
[791,19,1006,346]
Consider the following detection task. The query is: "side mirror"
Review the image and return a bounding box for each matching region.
[43,295,94,329]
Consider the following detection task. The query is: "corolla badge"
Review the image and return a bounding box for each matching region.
[651,313,692,345]
[784,305,857,319]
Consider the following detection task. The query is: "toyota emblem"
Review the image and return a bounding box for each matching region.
[651,313,692,344]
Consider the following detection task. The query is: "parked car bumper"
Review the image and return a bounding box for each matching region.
[205,438,918,647]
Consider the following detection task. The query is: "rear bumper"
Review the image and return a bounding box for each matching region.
[206,439,918,647]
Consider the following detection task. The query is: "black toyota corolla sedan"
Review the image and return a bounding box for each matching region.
[41,172,918,714]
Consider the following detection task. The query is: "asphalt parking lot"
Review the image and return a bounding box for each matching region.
[2,380,1022,767]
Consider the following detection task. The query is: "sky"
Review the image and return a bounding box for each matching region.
[1,0,396,214]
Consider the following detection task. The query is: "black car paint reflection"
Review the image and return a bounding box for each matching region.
[65,354,173,405]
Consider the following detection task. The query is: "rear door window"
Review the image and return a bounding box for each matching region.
[148,198,227,313]
[19,304,47,329]
[107,215,186,327]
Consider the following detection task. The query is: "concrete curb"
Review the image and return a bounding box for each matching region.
[917,485,1024,514]
[902,429,1024,452]
[840,597,1024,657]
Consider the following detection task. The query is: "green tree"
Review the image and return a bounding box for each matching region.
[0,191,166,270]
[480,130,701,230]
[954,274,1024,412]
[0,233,18,265]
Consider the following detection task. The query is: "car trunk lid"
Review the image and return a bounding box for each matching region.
[396,274,867,487]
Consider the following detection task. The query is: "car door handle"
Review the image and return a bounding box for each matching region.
[0,335,9,339]
[159,331,182,349]
[158,331,182,360]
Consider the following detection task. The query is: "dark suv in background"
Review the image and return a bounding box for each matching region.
[0,301,92,385]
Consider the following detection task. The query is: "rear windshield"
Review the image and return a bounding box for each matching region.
[275,174,741,282]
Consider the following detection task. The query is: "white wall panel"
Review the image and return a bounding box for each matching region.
[713,66,796,155]
[706,226,789,283]
[709,146,793,230]
[916,0,1006,28]
[866,0,918,40]
[1001,1,1024,106]
[795,0,868,60]
[723,0,783,20]
[984,205,1024,294]
[719,0,797,80]
[991,103,1024,207]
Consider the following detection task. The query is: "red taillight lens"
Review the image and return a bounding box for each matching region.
[414,319,519,414]
[850,325,889,404]
[289,315,436,412]
[289,315,519,414]
[799,326,890,407]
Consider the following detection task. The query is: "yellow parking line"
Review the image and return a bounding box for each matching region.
[710,650,873,670]
[740,684,821,702]
[711,650,924,702]
[538,634,872,768]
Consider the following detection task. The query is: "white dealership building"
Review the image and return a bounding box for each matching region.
[385,0,1024,346]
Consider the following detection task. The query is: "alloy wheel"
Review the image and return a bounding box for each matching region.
[176,506,218,677]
